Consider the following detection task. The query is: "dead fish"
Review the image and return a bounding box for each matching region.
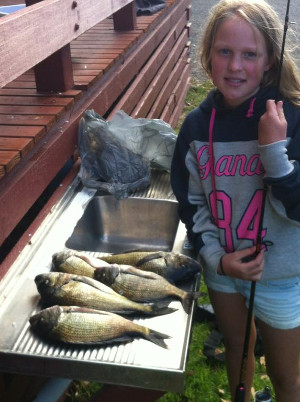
[97,251,202,283]
[52,250,201,284]
[52,251,109,277]
[94,264,200,313]
[35,272,175,316]
[29,305,170,348]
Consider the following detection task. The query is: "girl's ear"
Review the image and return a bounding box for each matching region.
[264,61,273,72]
[264,55,274,72]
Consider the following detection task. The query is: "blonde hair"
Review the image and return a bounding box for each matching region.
[200,0,300,105]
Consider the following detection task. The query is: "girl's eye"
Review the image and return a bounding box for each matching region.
[219,48,231,56]
[244,51,257,59]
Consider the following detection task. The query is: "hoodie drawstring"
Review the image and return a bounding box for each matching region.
[246,97,256,118]
[208,107,218,225]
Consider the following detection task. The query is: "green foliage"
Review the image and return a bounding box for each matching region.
[65,381,103,401]
[175,80,214,132]
[183,80,214,114]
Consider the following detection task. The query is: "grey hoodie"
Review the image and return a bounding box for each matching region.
[171,86,300,280]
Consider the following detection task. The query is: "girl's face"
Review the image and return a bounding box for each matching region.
[211,15,272,107]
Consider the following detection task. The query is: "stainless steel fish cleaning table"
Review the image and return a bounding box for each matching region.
[0,170,200,394]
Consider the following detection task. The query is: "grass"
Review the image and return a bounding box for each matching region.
[64,80,274,402]
[157,279,272,402]
[175,80,214,132]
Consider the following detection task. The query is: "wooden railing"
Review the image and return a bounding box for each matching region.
[0,0,136,91]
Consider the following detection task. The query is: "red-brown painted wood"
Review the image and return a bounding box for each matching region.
[33,45,75,92]
[0,0,136,88]
[110,10,189,117]
[148,50,189,118]
[0,137,34,156]
[0,150,20,173]
[0,158,80,277]
[0,105,66,117]
[0,87,82,98]
[25,0,75,91]
[113,2,137,31]
[0,114,55,129]
[132,32,189,118]
[0,0,189,249]
[0,125,45,142]
[0,95,74,108]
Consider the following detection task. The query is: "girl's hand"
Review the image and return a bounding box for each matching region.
[219,246,264,281]
[258,100,287,145]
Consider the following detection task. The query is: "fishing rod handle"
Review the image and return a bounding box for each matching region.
[234,385,246,402]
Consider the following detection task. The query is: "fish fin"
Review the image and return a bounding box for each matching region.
[122,266,160,280]
[65,306,110,315]
[145,328,171,349]
[71,274,99,287]
[74,254,110,268]
[110,249,154,255]
[72,275,118,295]
[135,252,165,267]
[182,291,200,314]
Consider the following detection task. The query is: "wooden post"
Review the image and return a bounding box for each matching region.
[113,1,137,31]
[25,0,74,92]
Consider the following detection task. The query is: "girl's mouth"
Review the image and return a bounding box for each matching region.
[225,77,246,86]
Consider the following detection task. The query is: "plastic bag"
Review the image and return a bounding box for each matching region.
[78,110,177,199]
[107,110,177,171]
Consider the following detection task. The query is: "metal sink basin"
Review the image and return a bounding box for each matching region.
[65,196,179,252]
[0,180,197,394]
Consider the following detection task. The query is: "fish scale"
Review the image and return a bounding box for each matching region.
[56,310,129,340]
[113,270,186,300]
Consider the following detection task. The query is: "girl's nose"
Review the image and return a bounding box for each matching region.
[228,54,242,71]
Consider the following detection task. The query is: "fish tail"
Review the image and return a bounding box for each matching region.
[182,291,200,314]
[149,303,177,317]
[145,328,171,349]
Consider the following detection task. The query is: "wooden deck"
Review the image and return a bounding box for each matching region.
[0,0,187,179]
[0,0,191,270]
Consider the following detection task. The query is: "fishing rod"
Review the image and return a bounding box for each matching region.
[234,1,291,401]
[275,0,291,102]
[234,186,267,402]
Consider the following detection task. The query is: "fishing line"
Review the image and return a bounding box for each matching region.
[275,0,291,102]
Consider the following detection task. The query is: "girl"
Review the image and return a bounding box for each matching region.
[171,0,300,400]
